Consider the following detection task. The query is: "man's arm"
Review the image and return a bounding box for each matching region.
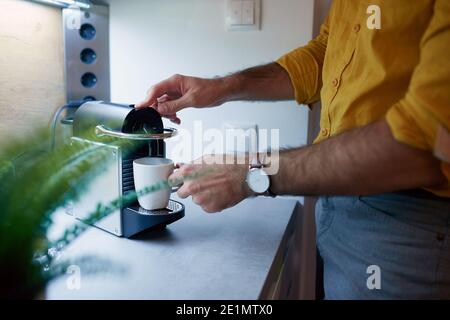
[270,120,446,196]
[134,63,294,119]
[277,0,450,197]
[172,120,445,213]
[225,63,295,102]
[135,10,330,121]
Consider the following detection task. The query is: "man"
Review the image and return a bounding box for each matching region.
[136,0,450,299]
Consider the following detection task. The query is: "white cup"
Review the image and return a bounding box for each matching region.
[133,157,175,210]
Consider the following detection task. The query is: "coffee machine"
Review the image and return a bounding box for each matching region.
[65,101,184,237]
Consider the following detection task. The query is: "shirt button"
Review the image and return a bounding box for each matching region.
[321,128,329,136]
[332,78,339,87]
[353,24,361,33]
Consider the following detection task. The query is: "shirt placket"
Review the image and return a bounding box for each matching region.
[321,21,362,139]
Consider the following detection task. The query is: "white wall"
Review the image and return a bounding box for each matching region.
[105,0,314,162]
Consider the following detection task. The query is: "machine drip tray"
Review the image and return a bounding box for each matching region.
[122,199,185,238]
[132,200,184,216]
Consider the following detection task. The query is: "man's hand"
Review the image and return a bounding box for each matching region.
[169,155,253,213]
[135,75,229,124]
[135,63,295,123]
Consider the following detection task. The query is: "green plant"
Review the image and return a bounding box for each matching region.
[0,122,160,297]
[0,127,207,299]
[0,129,118,298]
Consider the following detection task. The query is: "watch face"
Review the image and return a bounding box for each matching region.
[247,169,270,194]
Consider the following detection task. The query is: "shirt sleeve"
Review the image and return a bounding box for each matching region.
[385,0,450,183]
[276,12,330,105]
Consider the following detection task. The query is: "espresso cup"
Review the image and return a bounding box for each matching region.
[133,157,175,210]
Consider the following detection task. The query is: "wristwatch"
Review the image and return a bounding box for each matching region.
[245,162,276,197]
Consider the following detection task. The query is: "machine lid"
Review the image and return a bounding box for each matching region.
[95,107,177,141]
[73,101,177,141]
[123,107,163,134]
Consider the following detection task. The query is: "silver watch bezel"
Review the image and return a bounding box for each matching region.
[246,167,270,194]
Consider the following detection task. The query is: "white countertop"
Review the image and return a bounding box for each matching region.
[45,196,298,300]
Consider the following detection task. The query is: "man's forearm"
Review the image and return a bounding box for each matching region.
[221,63,295,103]
[136,62,295,115]
[269,120,446,196]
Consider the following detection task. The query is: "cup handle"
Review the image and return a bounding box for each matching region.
[170,163,184,194]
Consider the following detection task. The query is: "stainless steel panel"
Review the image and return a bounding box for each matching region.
[68,138,122,236]
[63,5,110,102]
[73,101,131,138]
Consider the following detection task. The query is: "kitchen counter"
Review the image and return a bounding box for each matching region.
[45,196,300,300]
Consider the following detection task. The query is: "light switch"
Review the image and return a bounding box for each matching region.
[226,0,261,31]
[242,0,255,25]
[229,0,242,26]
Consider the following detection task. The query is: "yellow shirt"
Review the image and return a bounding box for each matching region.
[277,0,450,197]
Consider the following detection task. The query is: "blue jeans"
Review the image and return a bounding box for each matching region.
[316,191,450,299]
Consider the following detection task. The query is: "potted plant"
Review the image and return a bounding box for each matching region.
[0,128,173,299]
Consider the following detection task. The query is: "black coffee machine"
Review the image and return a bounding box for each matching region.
[65,101,184,237]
